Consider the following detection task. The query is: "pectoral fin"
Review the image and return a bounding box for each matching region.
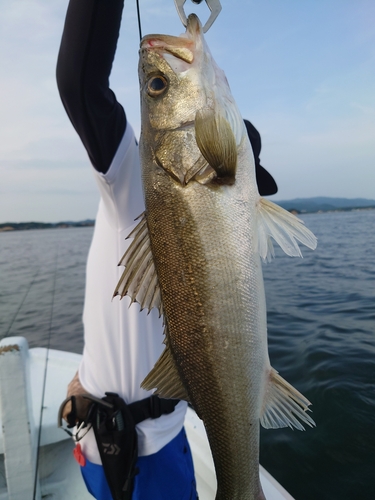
[260,368,315,430]
[194,163,217,185]
[195,109,237,184]
[113,213,163,316]
[256,198,317,262]
[141,336,190,402]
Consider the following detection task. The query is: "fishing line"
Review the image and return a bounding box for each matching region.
[33,246,59,500]
[136,0,142,41]
[2,267,40,340]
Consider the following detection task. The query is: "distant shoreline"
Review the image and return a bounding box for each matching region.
[287,205,375,216]
[275,196,375,214]
[1,205,374,232]
[0,221,95,233]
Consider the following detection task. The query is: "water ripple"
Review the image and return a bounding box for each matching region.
[1,211,374,499]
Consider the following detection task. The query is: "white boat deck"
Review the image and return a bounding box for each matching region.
[0,337,293,499]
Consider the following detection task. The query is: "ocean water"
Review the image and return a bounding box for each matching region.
[0,209,374,499]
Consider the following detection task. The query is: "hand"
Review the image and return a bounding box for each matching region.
[61,371,93,424]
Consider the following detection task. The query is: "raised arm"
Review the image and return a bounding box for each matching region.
[56,0,126,174]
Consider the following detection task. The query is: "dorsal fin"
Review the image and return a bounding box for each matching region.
[141,335,190,402]
[113,213,163,316]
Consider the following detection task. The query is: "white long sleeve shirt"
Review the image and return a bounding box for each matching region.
[79,124,187,464]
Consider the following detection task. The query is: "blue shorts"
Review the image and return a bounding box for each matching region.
[80,427,197,500]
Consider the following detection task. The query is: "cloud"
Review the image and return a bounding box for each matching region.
[0,158,99,223]
[1,0,375,221]
[0,190,99,223]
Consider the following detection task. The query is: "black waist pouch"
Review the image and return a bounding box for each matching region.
[87,392,179,500]
[92,393,137,500]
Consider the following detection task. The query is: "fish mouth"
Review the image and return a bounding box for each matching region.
[141,35,195,64]
[141,15,202,64]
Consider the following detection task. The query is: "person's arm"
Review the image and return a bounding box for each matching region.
[56,0,126,173]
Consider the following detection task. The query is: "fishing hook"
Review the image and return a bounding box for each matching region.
[174,0,222,33]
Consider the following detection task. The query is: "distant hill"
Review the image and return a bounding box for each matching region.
[1,197,374,231]
[275,197,375,214]
[0,220,95,232]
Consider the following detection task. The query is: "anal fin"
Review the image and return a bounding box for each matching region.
[260,368,315,430]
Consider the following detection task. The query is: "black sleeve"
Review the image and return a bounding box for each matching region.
[56,0,126,174]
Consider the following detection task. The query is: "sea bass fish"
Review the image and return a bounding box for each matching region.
[114,14,316,500]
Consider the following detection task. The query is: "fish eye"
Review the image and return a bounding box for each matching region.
[147,75,168,97]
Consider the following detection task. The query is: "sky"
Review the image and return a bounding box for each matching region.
[0,0,374,223]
